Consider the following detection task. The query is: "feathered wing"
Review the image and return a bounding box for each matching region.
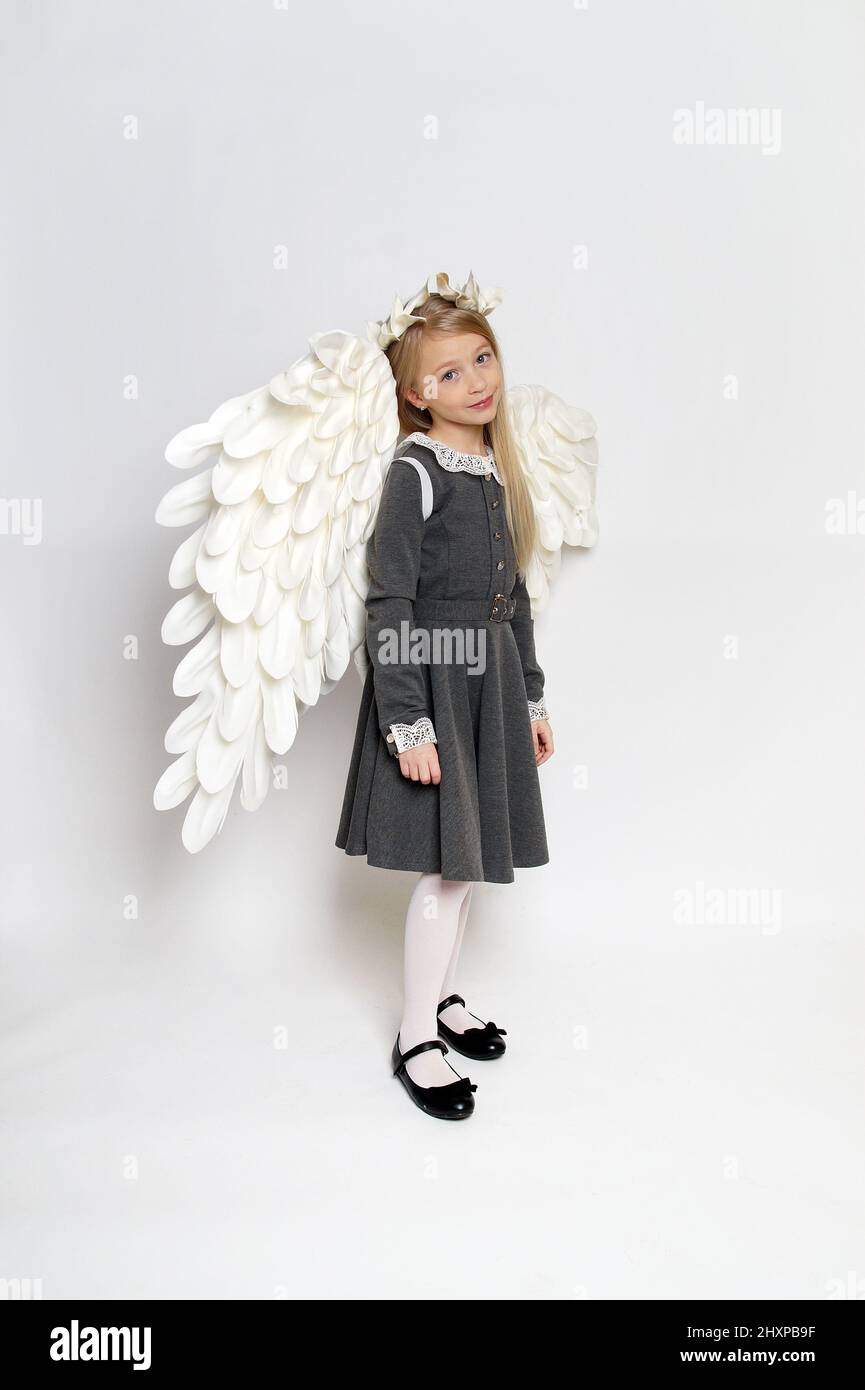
[505,384,599,613]
[153,331,398,852]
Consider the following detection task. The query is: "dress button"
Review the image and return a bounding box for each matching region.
[494,531,502,539]
[496,559,505,570]
[491,499,500,508]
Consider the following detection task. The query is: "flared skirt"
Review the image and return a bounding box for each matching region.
[334,615,548,884]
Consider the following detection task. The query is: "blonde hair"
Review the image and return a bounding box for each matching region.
[385,296,538,576]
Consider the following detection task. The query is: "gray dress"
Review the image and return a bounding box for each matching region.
[334,432,550,884]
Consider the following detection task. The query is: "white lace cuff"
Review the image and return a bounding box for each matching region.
[528,696,549,722]
[386,716,438,753]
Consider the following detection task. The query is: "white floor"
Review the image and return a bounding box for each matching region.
[2,890,860,1301]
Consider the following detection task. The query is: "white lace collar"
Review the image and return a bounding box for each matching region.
[402,431,505,485]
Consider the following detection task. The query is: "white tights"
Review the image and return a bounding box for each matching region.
[398,873,476,1087]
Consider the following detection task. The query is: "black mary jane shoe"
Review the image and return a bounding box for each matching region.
[436,993,508,1060]
[391,1034,477,1120]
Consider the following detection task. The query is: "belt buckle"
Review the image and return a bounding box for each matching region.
[489,593,508,622]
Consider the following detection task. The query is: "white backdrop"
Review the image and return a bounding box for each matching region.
[1,0,863,1300]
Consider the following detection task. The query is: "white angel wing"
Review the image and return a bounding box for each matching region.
[506,384,599,613]
[153,331,398,852]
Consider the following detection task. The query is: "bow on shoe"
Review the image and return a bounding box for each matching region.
[466,1021,507,1038]
[449,1075,478,1095]
[440,1075,478,1095]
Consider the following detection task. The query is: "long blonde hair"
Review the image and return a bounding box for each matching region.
[385,296,538,576]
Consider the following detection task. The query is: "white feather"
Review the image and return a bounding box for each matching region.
[506,385,599,614]
[155,330,399,850]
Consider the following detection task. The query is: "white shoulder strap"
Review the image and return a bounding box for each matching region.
[399,455,433,521]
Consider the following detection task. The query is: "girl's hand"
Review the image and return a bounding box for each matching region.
[398,742,441,785]
[532,718,554,766]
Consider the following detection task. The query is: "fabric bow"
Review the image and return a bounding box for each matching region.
[466,1020,507,1037]
[366,269,504,351]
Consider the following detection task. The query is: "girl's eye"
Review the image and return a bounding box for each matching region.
[441,353,491,382]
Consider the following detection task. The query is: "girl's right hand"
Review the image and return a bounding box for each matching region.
[398,743,441,785]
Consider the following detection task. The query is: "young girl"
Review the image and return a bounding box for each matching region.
[335,293,554,1121]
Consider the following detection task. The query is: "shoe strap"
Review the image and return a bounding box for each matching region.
[437,993,465,1014]
[439,993,490,1029]
[394,1037,448,1075]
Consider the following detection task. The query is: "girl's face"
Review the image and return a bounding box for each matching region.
[405,330,502,429]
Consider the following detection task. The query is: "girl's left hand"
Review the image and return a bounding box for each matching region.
[532,718,554,766]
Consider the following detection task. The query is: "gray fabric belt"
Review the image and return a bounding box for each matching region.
[412,594,517,623]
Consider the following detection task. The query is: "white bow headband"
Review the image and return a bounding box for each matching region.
[365,269,504,351]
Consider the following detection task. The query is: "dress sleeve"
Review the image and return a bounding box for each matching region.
[365,459,437,757]
[510,572,549,720]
